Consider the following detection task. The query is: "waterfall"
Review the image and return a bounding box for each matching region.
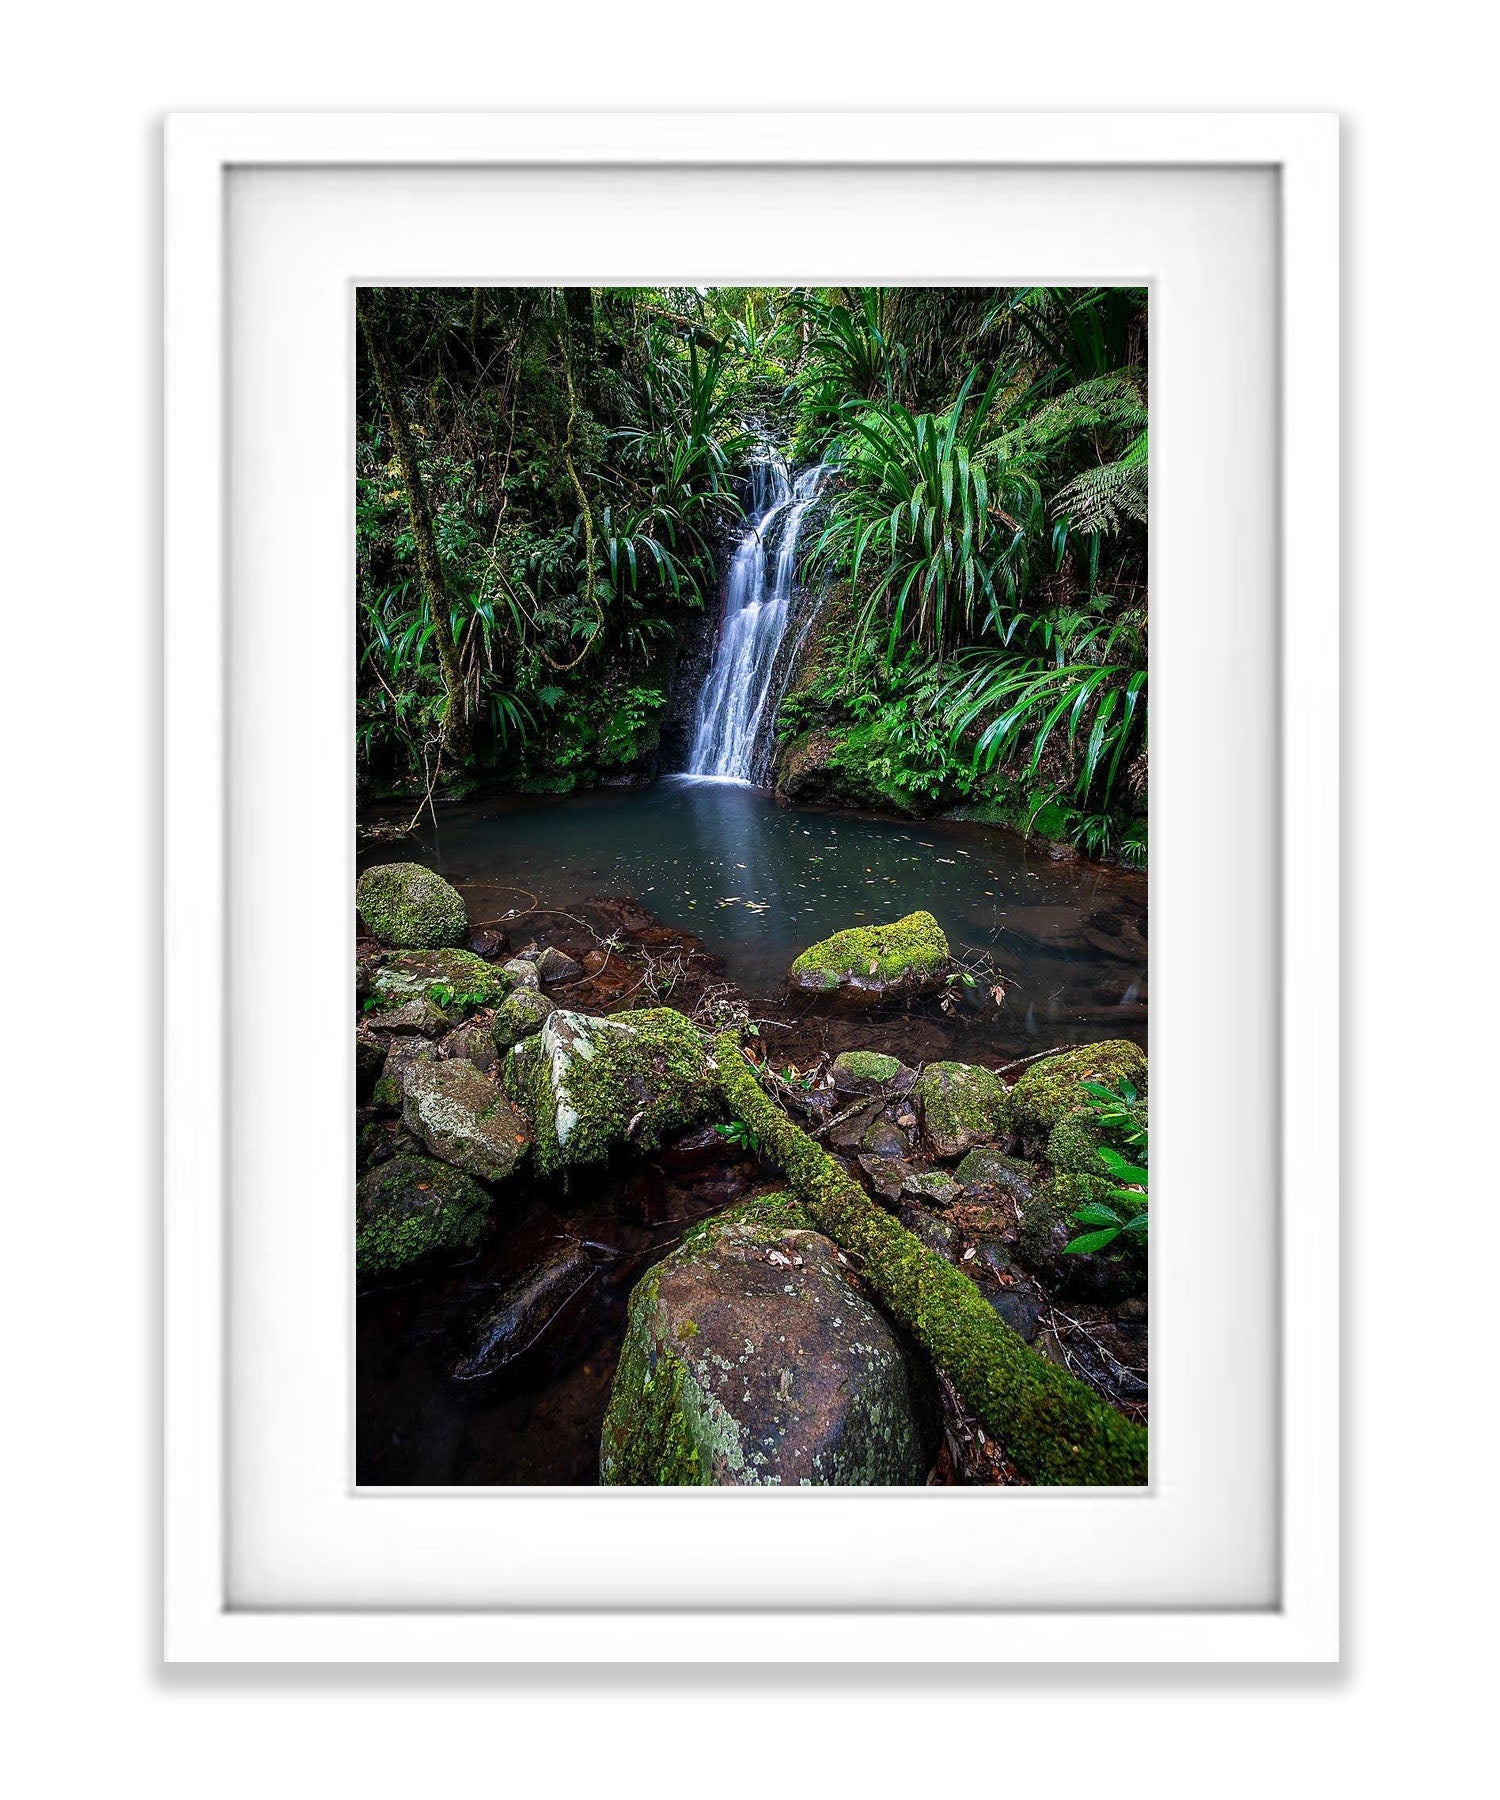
[686,457,827,784]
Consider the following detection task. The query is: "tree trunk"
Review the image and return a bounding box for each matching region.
[357,291,471,761]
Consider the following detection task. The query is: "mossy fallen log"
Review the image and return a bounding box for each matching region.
[712,1034,1148,1486]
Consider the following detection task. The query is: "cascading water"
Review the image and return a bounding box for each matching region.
[686,456,827,784]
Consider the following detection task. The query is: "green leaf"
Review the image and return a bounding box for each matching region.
[1071,1202,1123,1229]
[1063,1227,1121,1256]
[1097,1145,1148,1184]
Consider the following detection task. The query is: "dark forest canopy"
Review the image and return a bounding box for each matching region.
[356,286,1147,863]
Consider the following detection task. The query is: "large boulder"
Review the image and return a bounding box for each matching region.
[1009,1040,1147,1136]
[355,1153,493,1279]
[370,1034,438,1110]
[502,1007,717,1175]
[365,947,509,1036]
[600,1197,936,1486]
[357,861,468,949]
[401,1060,532,1183]
[787,911,949,1003]
[913,1061,1012,1159]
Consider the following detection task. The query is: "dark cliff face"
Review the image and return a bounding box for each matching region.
[658,601,718,772]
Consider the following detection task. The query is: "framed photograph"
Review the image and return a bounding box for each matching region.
[164,111,1338,1661]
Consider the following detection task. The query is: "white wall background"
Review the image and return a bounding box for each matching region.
[2,3,1489,1791]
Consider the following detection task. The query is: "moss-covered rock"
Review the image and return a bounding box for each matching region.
[600,1196,937,1486]
[355,1153,492,1279]
[504,1006,717,1175]
[955,1146,1037,1201]
[1017,1173,1145,1303]
[401,1060,532,1183]
[356,861,468,949]
[356,1028,387,1103]
[1046,1109,1112,1178]
[914,1061,1012,1159]
[437,1018,501,1076]
[829,1049,910,1096]
[366,947,508,1035]
[500,956,542,991]
[788,910,949,1002]
[1010,1040,1147,1136]
[490,986,557,1052]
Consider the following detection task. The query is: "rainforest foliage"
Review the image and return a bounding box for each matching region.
[356,286,1148,861]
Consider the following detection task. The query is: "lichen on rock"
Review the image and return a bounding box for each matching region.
[365,947,508,1036]
[401,1059,532,1183]
[914,1060,1013,1159]
[356,861,468,949]
[355,1153,492,1279]
[787,910,949,1001]
[490,985,557,1052]
[600,1196,937,1486]
[504,1006,717,1175]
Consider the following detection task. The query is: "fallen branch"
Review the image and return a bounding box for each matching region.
[712,1034,1147,1486]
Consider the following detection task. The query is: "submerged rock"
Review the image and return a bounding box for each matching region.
[503,1006,717,1175]
[1009,1040,1147,1136]
[489,985,557,1052]
[913,1061,1012,1159]
[787,910,949,1003]
[355,1153,492,1279]
[356,861,468,949]
[600,1197,936,1486]
[401,1060,532,1183]
[453,1241,599,1382]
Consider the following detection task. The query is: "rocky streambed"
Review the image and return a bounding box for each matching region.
[356,860,1149,1487]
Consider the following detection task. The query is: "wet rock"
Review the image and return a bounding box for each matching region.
[857,1153,913,1204]
[356,1028,387,1103]
[370,1034,439,1110]
[829,1050,912,1097]
[785,1087,840,1128]
[531,944,584,986]
[466,926,509,960]
[860,1117,911,1160]
[656,1121,741,1175]
[490,986,557,1052]
[600,1197,937,1486]
[401,1060,532,1184]
[453,1241,599,1382]
[1009,1040,1147,1136]
[825,1098,884,1152]
[502,1006,717,1175]
[986,1288,1043,1343]
[438,1019,500,1076]
[913,1062,1013,1159]
[356,1154,493,1279]
[899,1208,959,1259]
[954,1146,1036,1201]
[356,861,468,949]
[1116,1295,1149,1325]
[787,910,949,1004]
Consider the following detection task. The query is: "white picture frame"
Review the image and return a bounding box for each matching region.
[164,111,1338,1663]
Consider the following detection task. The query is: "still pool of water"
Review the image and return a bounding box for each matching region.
[365,776,1146,1052]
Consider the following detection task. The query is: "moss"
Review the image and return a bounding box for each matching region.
[712,1035,1147,1486]
[490,986,556,1051]
[1018,1173,1145,1301]
[368,947,508,1021]
[355,1154,492,1278]
[1010,1040,1147,1136]
[788,910,949,994]
[836,1050,902,1084]
[1046,1109,1112,1178]
[955,1146,1036,1193]
[513,1007,718,1175]
[356,861,468,949]
[913,1061,1012,1158]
